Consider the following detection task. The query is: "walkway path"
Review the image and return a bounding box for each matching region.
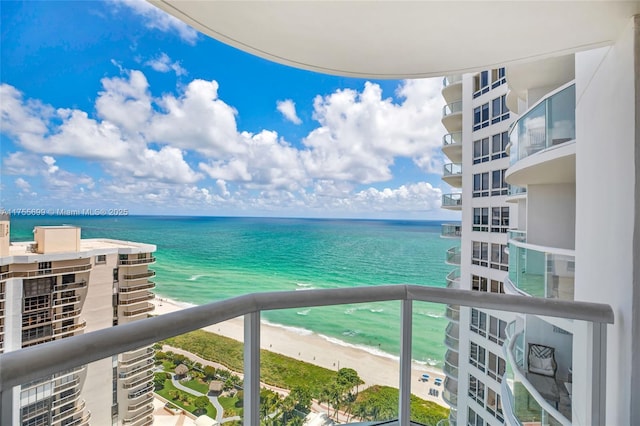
[168,372,240,423]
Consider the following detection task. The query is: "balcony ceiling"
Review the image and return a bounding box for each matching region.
[149,1,639,78]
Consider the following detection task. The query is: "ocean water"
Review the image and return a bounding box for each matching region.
[10,216,455,368]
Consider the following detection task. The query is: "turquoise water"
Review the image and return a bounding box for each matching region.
[10,216,455,367]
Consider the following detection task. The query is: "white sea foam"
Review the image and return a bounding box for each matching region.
[297,309,310,316]
[186,274,204,281]
[317,333,400,362]
[295,282,312,287]
[426,313,443,319]
[369,308,384,313]
[261,319,314,336]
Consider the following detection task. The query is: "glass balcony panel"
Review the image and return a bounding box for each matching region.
[442,194,462,209]
[442,101,463,117]
[508,242,575,300]
[445,247,461,265]
[442,132,462,146]
[503,319,573,425]
[441,224,461,239]
[443,163,462,177]
[509,84,576,166]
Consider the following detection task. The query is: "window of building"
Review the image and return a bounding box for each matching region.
[473,172,489,198]
[491,67,506,88]
[491,169,508,196]
[490,280,505,294]
[473,138,490,164]
[37,262,51,275]
[24,278,54,297]
[96,254,107,264]
[473,103,490,131]
[486,387,504,421]
[491,207,509,233]
[488,352,506,383]
[491,94,510,124]
[470,342,486,372]
[472,208,489,232]
[488,317,508,346]
[471,309,487,337]
[473,71,490,98]
[472,275,488,292]
[490,244,509,271]
[468,408,485,426]
[472,241,488,267]
[469,374,485,407]
[119,254,128,261]
[491,131,509,160]
[113,268,119,283]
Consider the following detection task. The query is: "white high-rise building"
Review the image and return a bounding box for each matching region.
[440,68,515,426]
[0,215,157,426]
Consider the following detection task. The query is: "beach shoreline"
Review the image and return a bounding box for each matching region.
[151,297,448,406]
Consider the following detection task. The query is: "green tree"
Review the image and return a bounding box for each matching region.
[153,373,166,391]
[203,365,217,380]
[289,386,312,413]
[194,395,210,415]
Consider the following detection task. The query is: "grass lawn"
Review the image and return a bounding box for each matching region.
[219,396,242,418]
[155,373,217,419]
[182,378,209,395]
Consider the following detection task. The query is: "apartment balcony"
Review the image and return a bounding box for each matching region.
[5,263,92,280]
[502,320,573,425]
[52,308,81,322]
[444,322,459,351]
[441,193,462,211]
[442,75,462,105]
[122,302,155,318]
[441,224,461,239]
[52,295,80,307]
[53,281,87,293]
[119,292,155,305]
[0,285,614,426]
[441,101,463,133]
[442,376,458,408]
[121,370,153,389]
[120,347,155,368]
[445,269,460,289]
[442,163,462,187]
[441,132,462,163]
[127,394,154,411]
[445,247,461,266]
[119,256,157,266]
[507,237,575,300]
[119,359,154,379]
[443,356,459,379]
[122,404,154,424]
[119,281,156,293]
[52,321,86,339]
[444,350,459,372]
[444,305,459,323]
[127,383,154,400]
[51,388,82,411]
[506,83,576,186]
[506,185,527,203]
[51,399,86,425]
[123,270,156,281]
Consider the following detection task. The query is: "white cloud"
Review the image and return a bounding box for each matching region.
[301,79,445,183]
[113,0,199,45]
[276,99,302,124]
[15,178,30,192]
[145,53,187,76]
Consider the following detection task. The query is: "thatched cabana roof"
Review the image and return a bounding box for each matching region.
[174,364,189,376]
[208,380,224,393]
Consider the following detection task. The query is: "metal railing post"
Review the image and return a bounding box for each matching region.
[244,311,261,426]
[399,299,412,426]
[590,321,607,425]
[1,386,13,425]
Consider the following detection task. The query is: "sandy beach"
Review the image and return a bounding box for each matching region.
[152,298,448,406]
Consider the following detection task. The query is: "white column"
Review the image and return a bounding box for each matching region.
[243,312,260,426]
[399,299,412,426]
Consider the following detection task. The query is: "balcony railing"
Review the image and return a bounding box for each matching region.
[444,304,459,322]
[445,247,461,265]
[122,303,155,317]
[118,281,156,293]
[442,101,463,118]
[442,377,458,407]
[0,264,92,281]
[441,193,462,209]
[119,292,155,305]
[443,163,462,177]
[53,281,87,293]
[507,229,527,243]
[122,270,156,281]
[0,285,613,426]
[445,269,460,289]
[442,75,462,87]
[444,322,459,351]
[502,320,572,426]
[442,132,462,147]
[441,224,462,239]
[509,83,576,166]
[508,185,527,197]
[119,256,156,266]
[508,239,575,300]
[119,347,155,367]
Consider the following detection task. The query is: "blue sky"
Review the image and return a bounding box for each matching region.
[1,0,458,219]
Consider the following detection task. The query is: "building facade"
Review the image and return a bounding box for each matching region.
[440,16,639,426]
[0,214,157,426]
